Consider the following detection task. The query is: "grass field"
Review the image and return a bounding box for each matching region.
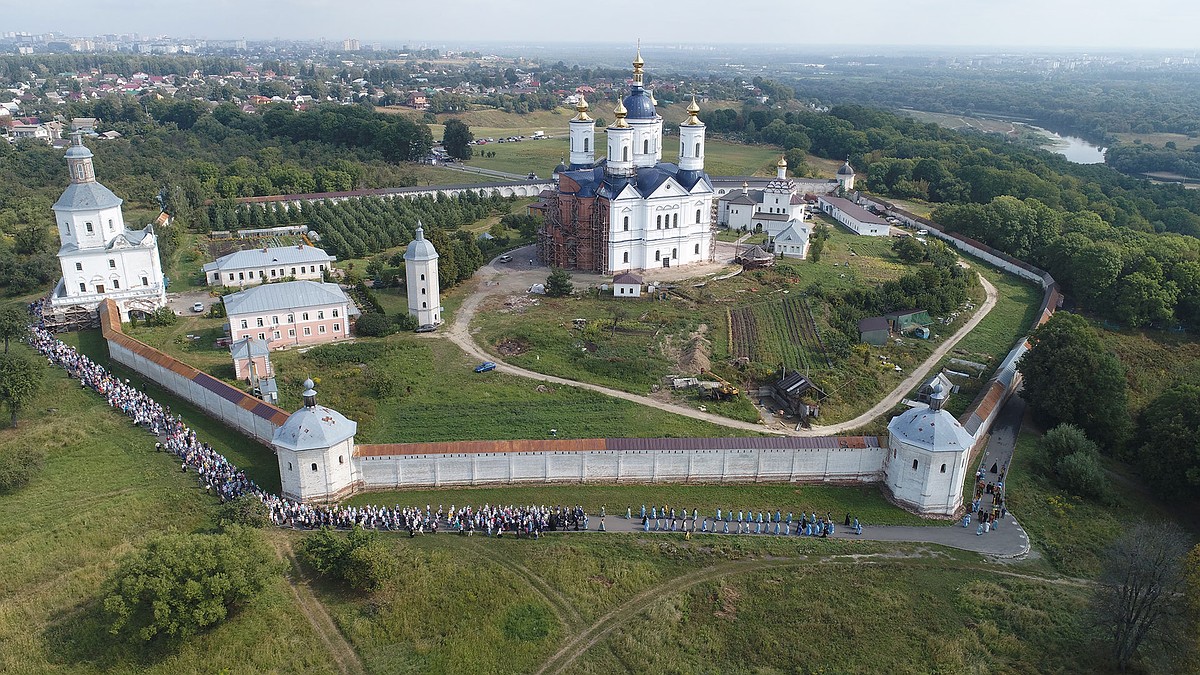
[0,343,1154,674]
[1112,131,1198,148]
[1098,327,1200,414]
[0,353,339,674]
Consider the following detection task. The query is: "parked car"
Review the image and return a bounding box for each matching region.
[498,254,513,263]
[415,324,437,333]
[191,302,205,313]
[474,361,497,373]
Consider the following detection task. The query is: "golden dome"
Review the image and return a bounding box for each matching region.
[573,96,592,121]
[682,95,702,126]
[612,99,629,128]
[776,154,788,168]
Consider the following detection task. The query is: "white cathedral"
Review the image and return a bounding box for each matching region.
[48,133,166,323]
[536,50,714,273]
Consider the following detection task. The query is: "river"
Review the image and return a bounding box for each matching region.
[1023,124,1107,164]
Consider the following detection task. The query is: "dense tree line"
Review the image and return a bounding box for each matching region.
[1106,142,1200,180]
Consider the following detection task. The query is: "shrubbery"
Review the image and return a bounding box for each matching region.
[354,312,396,337]
[1040,423,1112,502]
[0,446,45,492]
[103,527,278,643]
[217,494,271,529]
[298,526,396,592]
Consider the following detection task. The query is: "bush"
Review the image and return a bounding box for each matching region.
[103,527,278,643]
[354,312,396,337]
[1041,424,1100,470]
[0,446,45,492]
[298,525,394,591]
[217,494,271,529]
[145,307,178,327]
[394,312,418,331]
[304,341,392,367]
[1056,451,1111,502]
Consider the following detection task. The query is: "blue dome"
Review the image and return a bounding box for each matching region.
[622,87,656,120]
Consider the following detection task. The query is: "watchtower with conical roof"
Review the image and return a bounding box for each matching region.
[883,383,974,515]
[404,221,442,326]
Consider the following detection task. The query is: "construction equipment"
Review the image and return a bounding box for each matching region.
[699,370,740,399]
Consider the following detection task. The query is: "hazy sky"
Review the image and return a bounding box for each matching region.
[16,0,1200,50]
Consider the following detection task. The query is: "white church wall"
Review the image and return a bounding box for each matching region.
[352,445,886,490]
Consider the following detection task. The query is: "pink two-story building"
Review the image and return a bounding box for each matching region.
[223,280,360,348]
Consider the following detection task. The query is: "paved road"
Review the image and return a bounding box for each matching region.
[444,249,1000,437]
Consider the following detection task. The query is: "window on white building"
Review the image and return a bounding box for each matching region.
[623,252,629,263]
[78,283,86,292]
[240,320,248,329]
[673,213,678,227]
[694,142,700,157]
[271,316,278,325]
[112,279,119,289]
[311,463,318,472]
[672,248,677,259]
[85,222,93,233]
[75,262,82,271]
[256,318,264,327]
[108,259,115,269]
[695,244,700,255]
[317,311,324,320]
[141,276,148,286]
[655,251,661,261]
[421,287,426,295]
[332,309,339,318]
[287,314,294,323]
[64,223,70,235]
[623,216,629,231]
[912,459,919,470]
[108,219,114,231]
[643,139,649,154]
[584,138,589,152]
[420,273,425,281]
[656,215,662,229]
[623,146,629,161]
[270,269,276,277]
[696,209,701,223]
[302,313,309,321]
[291,267,296,275]
[238,272,245,281]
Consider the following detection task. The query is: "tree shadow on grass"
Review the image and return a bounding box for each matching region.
[43,595,175,669]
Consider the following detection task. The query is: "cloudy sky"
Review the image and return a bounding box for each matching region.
[16,0,1200,50]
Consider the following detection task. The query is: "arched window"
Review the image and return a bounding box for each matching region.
[421,287,426,295]
[623,216,629,231]
[696,209,702,223]
[623,146,629,161]
[940,463,946,473]
[420,273,425,281]
[85,222,93,233]
[287,462,292,471]
[671,248,677,259]
[623,251,629,263]
[583,137,589,152]
[694,244,700,255]
[673,213,678,227]
[694,142,701,157]
[656,215,662,229]
[912,459,918,470]
[643,139,649,154]
[339,456,345,465]
[311,463,318,472]
[422,301,427,308]
[655,251,661,261]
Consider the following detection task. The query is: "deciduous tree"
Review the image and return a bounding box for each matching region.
[442,118,474,161]
[0,351,40,427]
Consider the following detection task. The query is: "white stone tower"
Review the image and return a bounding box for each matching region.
[568,96,595,168]
[50,132,166,322]
[678,96,706,172]
[625,47,663,170]
[606,99,634,176]
[273,378,359,502]
[837,159,856,192]
[883,384,974,516]
[404,221,442,326]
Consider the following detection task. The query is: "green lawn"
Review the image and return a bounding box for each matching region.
[0,353,338,674]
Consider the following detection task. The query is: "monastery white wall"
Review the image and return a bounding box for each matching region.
[354,445,886,490]
[107,340,279,445]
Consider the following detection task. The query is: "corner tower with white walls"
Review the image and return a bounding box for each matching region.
[569,96,596,168]
[837,159,856,192]
[404,222,442,326]
[678,96,706,171]
[883,384,973,516]
[49,132,166,322]
[273,379,359,502]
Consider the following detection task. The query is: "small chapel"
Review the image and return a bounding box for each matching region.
[47,132,166,324]
[535,49,715,273]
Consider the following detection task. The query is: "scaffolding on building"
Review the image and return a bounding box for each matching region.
[537,193,610,273]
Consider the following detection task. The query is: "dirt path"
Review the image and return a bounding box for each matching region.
[273,538,366,675]
[445,253,1000,437]
[465,540,585,630]
[533,550,1086,674]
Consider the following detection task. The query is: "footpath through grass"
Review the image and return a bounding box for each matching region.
[0,358,338,674]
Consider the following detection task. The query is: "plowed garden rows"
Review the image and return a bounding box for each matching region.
[729,299,830,372]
